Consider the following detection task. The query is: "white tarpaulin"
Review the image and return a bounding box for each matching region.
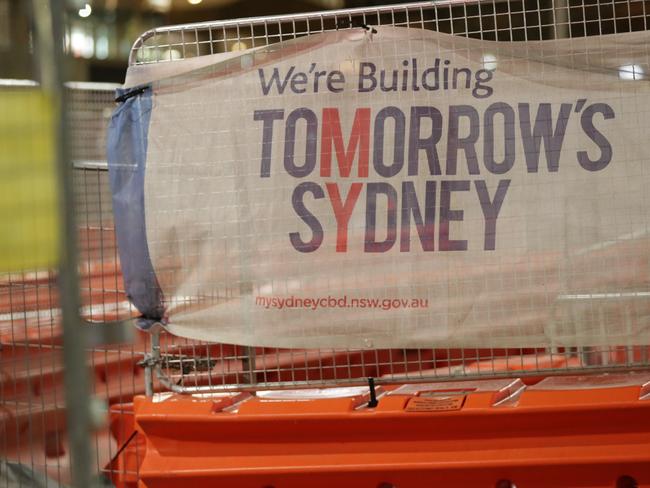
[108,27,650,348]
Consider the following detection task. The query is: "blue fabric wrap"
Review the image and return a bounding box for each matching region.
[107,85,165,330]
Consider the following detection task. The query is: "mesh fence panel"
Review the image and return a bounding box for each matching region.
[3,1,650,484]
[130,0,650,66]
[0,81,146,486]
[126,0,650,394]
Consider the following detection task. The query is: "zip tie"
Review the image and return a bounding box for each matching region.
[335,19,377,34]
[361,23,378,34]
[115,86,148,103]
[367,377,379,408]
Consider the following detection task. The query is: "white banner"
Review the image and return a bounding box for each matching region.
[118,27,650,348]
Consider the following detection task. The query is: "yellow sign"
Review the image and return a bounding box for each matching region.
[0,89,59,271]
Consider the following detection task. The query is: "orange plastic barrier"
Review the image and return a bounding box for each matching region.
[133,372,650,487]
[107,402,145,488]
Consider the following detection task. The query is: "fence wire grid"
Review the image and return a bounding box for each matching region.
[0,80,144,487]
[129,0,650,395]
[2,1,650,485]
[131,0,650,65]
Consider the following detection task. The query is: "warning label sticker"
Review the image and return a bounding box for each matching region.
[405,395,466,412]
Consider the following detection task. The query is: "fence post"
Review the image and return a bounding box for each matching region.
[32,1,96,486]
[143,329,161,397]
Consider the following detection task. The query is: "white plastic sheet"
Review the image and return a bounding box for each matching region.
[120,27,650,348]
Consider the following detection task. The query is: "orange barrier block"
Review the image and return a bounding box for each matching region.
[134,373,650,487]
[107,403,146,488]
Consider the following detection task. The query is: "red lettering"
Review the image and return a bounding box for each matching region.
[320,107,370,178]
[326,182,363,252]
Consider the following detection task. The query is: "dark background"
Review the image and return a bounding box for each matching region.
[0,0,414,82]
[1,0,645,82]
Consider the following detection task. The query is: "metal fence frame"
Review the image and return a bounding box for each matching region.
[129,0,650,66]
[0,79,145,487]
[3,2,650,485]
[124,0,650,395]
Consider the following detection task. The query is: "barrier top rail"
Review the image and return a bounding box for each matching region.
[0,79,120,90]
[129,0,640,66]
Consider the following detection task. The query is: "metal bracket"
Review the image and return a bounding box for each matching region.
[138,354,161,370]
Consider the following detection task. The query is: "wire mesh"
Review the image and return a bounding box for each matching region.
[1,1,650,484]
[0,80,145,487]
[125,0,650,395]
[67,82,118,168]
[130,0,650,66]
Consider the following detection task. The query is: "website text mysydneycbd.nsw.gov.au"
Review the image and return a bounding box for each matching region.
[255,295,429,311]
